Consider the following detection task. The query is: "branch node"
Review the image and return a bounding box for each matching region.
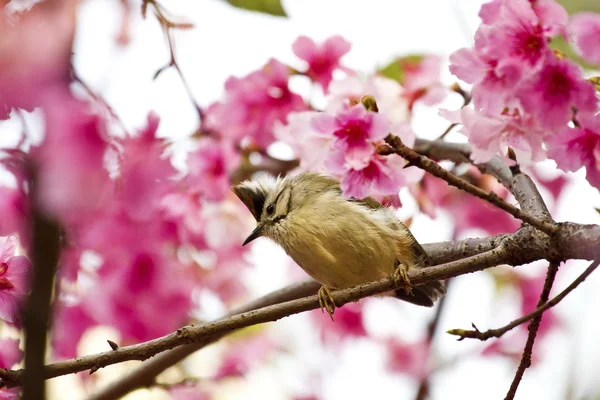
[107,340,119,351]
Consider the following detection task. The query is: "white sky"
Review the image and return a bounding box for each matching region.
[8,0,600,399]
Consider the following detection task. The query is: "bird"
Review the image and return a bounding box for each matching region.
[232,172,445,318]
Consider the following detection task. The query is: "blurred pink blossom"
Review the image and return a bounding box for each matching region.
[385,337,429,379]
[0,236,30,325]
[570,12,600,66]
[35,95,111,223]
[0,186,28,241]
[116,113,178,221]
[312,104,389,170]
[205,59,307,148]
[292,35,351,91]
[160,191,205,248]
[0,339,22,369]
[312,302,367,340]
[51,303,97,359]
[214,335,278,380]
[516,56,597,131]
[169,385,211,400]
[186,138,240,202]
[400,55,447,109]
[0,0,77,119]
[84,251,194,342]
[440,107,547,165]
[547,113,600,190]
[274,111,332,173]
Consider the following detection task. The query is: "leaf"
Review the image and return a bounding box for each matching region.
[378,54,425,85]
[225,0,287,17]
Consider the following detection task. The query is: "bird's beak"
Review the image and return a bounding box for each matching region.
[242,224,264,246]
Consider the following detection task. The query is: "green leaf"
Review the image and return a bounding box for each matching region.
[378,54,425,85]
[225,0,287,17]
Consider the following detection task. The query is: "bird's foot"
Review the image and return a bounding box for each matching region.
[317,286,336,321]
[392,263,413,295]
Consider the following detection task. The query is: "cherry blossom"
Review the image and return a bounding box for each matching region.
[292,35,351,91]
[204,59,307,148]
[0,236,30,325]
[516,55,597,131]
[440,107,547,165]
[547,113,600,190]
[570,12,600,66]
[186,137,240,202]
[312,103,389,170]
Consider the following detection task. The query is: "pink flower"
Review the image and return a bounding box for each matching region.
[517,56,597,131]
[273,111,332,173]
[160,191,205,248]
[440,107,547,165]
[0,339,22,369]
[547,113,600,189]
[116,113,178,221]
[0,186,28,241]
[384,338,429,379]
[84,250,194,342]
[400,55,447,109]
[312,302,367,340]
[516,272,559,338]
[51,303,97,359]
[570,12,600,66]
[312,104,389,169]
[339,155,408,199]
[201,200,255,252]
[0,236,30,325]
[292,35,351,91]
[34,94,111,224]
[186,138,240,202]
[0,0,77,119]
[205,59,307,148]
[327,76,409,124]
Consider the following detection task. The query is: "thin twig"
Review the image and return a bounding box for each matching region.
[21,164,62,400]
[447,260,600,341]
[381,135,558,235]
[504,261,560,400]
[145,0,204,123]
[1,245,511,388]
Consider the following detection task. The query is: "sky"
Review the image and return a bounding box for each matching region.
[6,0,600,399]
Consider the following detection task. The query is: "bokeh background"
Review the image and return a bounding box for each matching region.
[4,0,600,399]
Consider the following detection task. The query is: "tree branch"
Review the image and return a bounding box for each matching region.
[383,135,557,235]
[447,260,600,341]
[22,166,62,400]
[505,261,560,400]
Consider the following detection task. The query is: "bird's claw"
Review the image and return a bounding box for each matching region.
[318,286,336,321]
[392,263,413,295]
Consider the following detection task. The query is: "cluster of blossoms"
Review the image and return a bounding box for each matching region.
[447,0,600,189]
[0,0,599,398]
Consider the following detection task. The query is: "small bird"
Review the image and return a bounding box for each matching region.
[232,172,445,318]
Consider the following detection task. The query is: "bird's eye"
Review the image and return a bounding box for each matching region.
[266,204,275,215]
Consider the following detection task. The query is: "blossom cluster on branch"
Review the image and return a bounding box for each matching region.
[0,0,599,399]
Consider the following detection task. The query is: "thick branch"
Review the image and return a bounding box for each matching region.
[383,135,557,235]
[505,261,560,400]
[448,260,600,341]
